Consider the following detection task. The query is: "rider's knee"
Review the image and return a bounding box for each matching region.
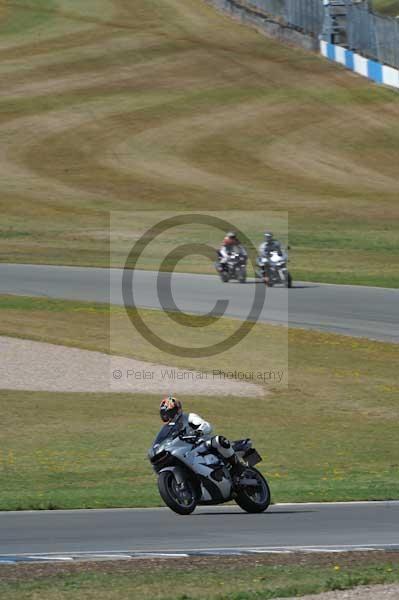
[211,435,234,458]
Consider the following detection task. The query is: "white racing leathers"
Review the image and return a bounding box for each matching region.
[258,241,283,258]
[219,244,247,264]
[174,413,235,461]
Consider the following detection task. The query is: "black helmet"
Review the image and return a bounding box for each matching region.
[264,231,273,243]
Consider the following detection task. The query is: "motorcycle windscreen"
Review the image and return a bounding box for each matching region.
[153,420,181,446]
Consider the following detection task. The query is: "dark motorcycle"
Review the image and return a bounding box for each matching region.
[215,251,247,283]
[148,423,271,515]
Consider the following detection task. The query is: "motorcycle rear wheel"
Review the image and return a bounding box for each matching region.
[238,268,247,283]
[158,471,197,515]
[234,467,271,513]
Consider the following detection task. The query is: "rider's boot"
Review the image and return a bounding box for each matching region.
[228,454,246,478]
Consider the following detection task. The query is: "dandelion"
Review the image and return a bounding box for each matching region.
[334,565,340,571]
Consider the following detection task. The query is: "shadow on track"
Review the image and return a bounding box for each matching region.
[192,510,315,516]
[290,285,320,290]
[226,281,320,289]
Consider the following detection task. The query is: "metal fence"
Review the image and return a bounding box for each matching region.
[245,0,324,36]
[347,4,399,69]
[244,0,399,69]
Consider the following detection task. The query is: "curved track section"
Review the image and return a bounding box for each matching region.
[0,264,398,342]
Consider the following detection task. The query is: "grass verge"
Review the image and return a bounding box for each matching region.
[1,553,399,599]
[1,295,398,509]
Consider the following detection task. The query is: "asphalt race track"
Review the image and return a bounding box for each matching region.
[1,503,399,562]
[1,264,398,342]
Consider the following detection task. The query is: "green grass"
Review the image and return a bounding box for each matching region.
[373,0,399,16]
[0,0,56,37]
[0,0,399,285]
[109,210,398,287]
[1,388,398,510]
[1,557,399,599]
[1,295,398,510]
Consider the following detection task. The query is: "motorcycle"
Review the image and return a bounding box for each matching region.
[215,251,247,283]
[257,250,292,287]
[148,422,271,515]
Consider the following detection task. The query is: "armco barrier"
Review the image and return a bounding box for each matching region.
[320,40,399,90]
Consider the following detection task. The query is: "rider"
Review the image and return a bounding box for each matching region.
[258,231,283,258]
[217,231,247,268]
[257,231,285,284]
[159,396,245,477]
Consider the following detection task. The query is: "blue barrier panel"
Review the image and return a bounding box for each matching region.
[368,60,383,83]
[345,50,354,71]
[321,42,399,89]
[327,43,335,61]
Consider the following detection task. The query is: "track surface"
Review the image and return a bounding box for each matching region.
[1,264,398,342]
[1,503,399,557]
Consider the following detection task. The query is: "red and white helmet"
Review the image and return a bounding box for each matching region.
[160,396,182,423]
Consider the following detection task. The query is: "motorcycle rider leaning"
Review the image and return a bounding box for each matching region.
[159,396,245,477]
[217,231,248,267]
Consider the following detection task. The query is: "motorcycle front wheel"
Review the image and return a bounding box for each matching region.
[158,471,197,515]
[235,467,271,513]
[220,272,229,283]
